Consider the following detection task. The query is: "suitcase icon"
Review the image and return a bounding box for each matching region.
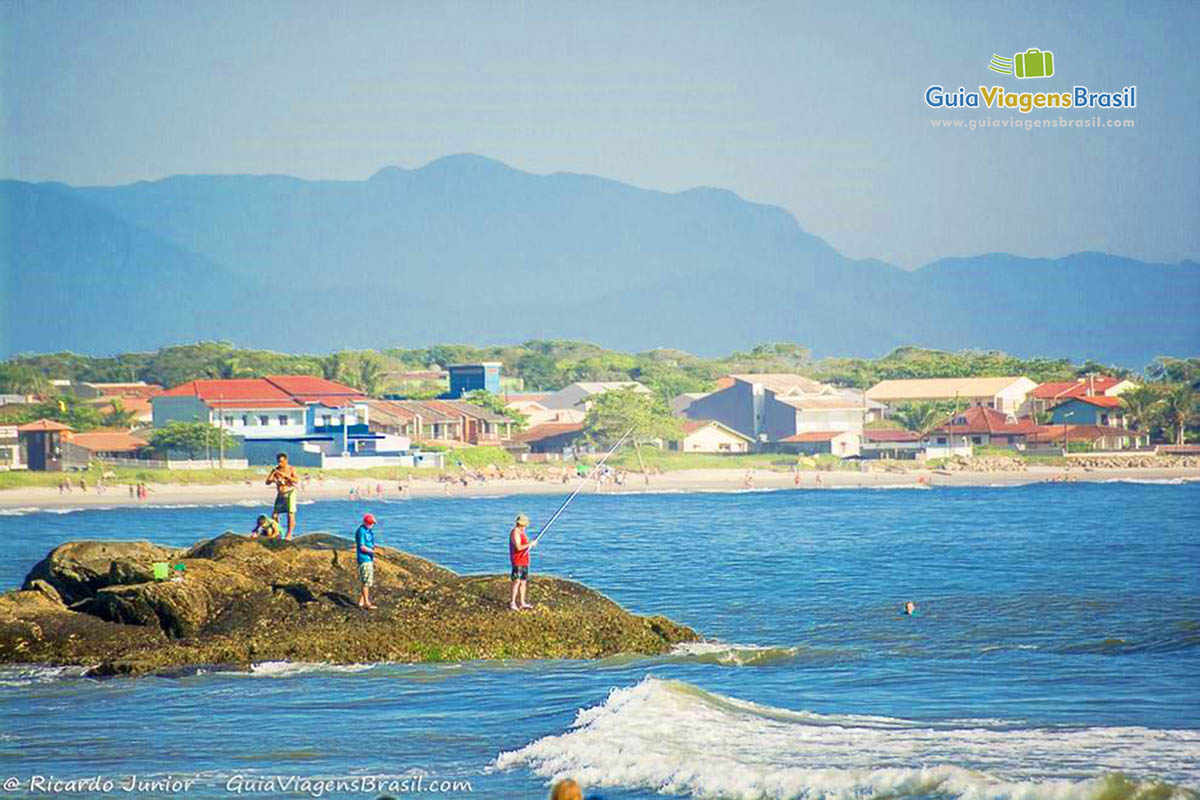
[1014,48,1054,79]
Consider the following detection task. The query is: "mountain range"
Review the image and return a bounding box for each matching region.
[2,154,1197,367]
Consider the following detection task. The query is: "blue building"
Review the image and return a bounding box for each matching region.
[445,362,501,398]
[1048,396,1127,428]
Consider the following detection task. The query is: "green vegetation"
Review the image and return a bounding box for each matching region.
[2,341,1196,442]
[0,340,1154,402]
[1119,383,1198,445]
[583,387,683,444]
[148,421,238,459]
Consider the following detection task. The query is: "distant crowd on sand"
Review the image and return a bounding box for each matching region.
[59,475,155,500]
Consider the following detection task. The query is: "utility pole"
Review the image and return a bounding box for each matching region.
[217,394,225,469]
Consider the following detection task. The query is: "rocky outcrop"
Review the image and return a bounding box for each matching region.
[0,533,698,676]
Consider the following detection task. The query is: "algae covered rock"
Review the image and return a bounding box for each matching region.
[22,540,179,605]
[0,532,700,675]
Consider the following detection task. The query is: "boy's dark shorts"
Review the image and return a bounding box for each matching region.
[510,566,529,581]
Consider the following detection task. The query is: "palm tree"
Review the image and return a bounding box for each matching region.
[357,356,386,397]
[320,353,346,382]
[210,357,250,379]
[1159,384,1196,446]
[891,402,945,436]
[1118,385,1161,439]
[102,398,138,429]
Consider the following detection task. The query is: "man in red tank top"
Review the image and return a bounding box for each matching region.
[509,513,536,611]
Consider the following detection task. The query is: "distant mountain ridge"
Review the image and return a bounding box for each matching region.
[2,154,1197,366]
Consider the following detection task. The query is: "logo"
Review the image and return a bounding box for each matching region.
[989,48,1055,79]
[925,46,1135,114]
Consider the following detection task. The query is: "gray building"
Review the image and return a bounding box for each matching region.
[685,374,866,445]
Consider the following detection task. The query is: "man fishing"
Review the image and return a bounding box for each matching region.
[509,513,537,611]
[266,452,299,540]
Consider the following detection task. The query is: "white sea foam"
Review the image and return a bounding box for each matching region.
[1101,477,1198,486]
[667,640,806,666]
[496,677,1200,799]
[247,661,376,677]
[0,664,92,686]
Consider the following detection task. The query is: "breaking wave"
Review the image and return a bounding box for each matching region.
[496,677,1200,799]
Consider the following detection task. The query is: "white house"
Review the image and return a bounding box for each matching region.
[668,420,754,453]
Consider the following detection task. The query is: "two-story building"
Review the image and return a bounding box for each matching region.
[152,376,420,466]
[684,374,865,446]
[867,377,1038,416]
[1047,395,1128,428]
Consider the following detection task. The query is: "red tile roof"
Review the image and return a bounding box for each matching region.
[1063,395,1123,409]
[17,419,73,432]
[70,432,149,453]
[1030,376,1121,400]
[931,406,1040,436]
[514,422,585,443]
[1027,424,1137,443]
[779,430,856,443]
[160,376,364,407]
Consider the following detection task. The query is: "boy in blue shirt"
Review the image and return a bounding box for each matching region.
[355,513,378,610]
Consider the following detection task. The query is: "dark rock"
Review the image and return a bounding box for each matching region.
[0,533,700,675]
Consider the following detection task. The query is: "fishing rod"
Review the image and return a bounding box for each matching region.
[533,426,635,544]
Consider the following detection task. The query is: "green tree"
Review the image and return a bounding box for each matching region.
[101,398,138,429]
[320,352,347,382]
[1158,384,1197,446]
[890,401,954,435]
[1118,385,1162,437]
[583,388,683,445]
[148,421,236,459]
[463,390,527,430]
[356,355,386,396]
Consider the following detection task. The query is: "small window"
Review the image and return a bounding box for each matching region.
[242,415,251,426]
[972,436,982,444]
[278,415,289,426]
[937,437,947,444]
[259,415,269,426]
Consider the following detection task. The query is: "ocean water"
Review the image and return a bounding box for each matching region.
[0,482,1197,799]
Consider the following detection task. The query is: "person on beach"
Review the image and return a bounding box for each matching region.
[250,514,282,539]
[509,513,536,611]
[266,452,299,540]
[355,513,378,610]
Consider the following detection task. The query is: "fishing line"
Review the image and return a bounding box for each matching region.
[533,426,634,544]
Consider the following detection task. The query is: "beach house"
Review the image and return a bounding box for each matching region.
[152,376,434,467]
[923,406,1041,457]
[514,422,587,457]
[1026,375,1137,416]
[866,377,1037,415]
[684,374,865,446]
[777,430,862,457]
[1047,396,1128,428]
[539,381,653,412]
[667,420,754,453]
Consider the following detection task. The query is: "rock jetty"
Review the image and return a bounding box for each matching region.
[0,533,698,676]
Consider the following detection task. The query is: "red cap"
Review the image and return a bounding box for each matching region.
[363,513,376,526]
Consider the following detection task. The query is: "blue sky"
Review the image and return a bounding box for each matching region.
[2,0,1196,268]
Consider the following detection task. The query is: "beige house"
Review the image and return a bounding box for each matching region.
[669,420,753,453]
[866,376,1037,415]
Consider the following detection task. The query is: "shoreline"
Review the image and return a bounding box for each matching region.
[2,466,1197,511]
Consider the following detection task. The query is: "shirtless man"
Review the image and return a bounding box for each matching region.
[266,452,300,540]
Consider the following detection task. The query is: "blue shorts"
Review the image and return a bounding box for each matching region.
[510,565,529,581]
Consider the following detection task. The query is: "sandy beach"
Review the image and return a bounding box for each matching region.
[3,465,1197,511]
